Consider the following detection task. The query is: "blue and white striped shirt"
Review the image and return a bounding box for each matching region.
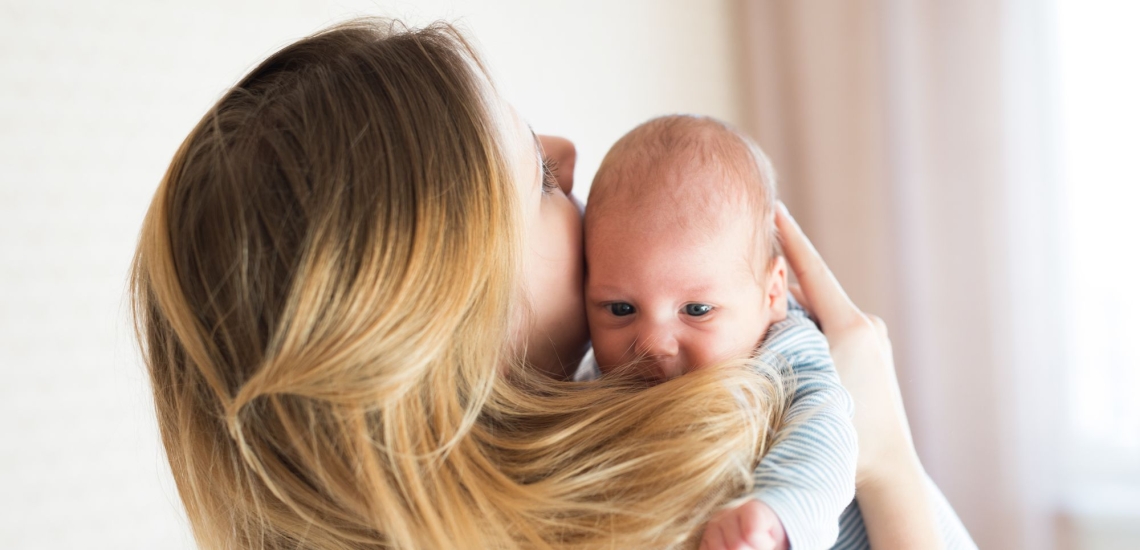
[748,298,858,549]
[576,296,976,549]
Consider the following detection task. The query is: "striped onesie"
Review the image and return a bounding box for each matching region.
[577,296,976,549]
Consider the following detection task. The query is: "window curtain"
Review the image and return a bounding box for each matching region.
[732,1,1065,548]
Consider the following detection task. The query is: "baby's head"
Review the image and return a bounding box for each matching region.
[585,115,786,380]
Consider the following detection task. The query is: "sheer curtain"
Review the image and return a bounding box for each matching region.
[733,1,1066,547]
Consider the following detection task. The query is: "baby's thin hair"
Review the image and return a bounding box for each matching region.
[587,114,782,270]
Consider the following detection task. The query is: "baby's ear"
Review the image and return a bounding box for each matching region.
[766,256,788,322]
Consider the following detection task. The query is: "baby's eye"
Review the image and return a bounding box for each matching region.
[608,303,635,316]
[683,303,713,316]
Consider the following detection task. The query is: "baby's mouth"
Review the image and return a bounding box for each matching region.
[600,356,682,384]
[640,356,685,382]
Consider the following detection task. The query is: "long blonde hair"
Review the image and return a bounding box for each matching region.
[132,19,786,549]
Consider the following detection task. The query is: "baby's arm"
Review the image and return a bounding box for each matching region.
[744,296,858,550]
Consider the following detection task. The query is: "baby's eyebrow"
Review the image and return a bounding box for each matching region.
[585,284,626,298]
[681,284,717,295]
[589,282,718,296]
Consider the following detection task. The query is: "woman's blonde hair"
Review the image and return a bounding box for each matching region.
[132,19,786,549]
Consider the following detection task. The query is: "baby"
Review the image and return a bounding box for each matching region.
[579,115,858,549]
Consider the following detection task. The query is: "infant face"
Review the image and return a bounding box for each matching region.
[586,212,780,381]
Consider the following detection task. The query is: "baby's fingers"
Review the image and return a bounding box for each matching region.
[700,520,728,550]
[736,501,785,550]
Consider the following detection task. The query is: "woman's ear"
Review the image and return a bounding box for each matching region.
[766,256,788,322]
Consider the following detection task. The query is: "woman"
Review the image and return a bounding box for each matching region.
[132,19,963,549]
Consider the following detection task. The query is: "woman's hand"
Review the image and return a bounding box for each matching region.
[776,203,943,549]
[775,204,916,486]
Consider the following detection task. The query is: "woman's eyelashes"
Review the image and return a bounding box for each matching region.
[541,157,560,194]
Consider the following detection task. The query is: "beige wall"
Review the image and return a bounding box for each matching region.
[0,1,746,547]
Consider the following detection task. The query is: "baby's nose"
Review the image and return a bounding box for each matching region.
[637,326,677,355]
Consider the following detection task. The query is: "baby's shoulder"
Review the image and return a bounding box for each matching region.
[759,296,830,368]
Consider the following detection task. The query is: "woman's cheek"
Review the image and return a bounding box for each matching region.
[530,193,588,374]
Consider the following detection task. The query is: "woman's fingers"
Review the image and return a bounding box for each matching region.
[778,206,934,543]
[866,314,889,340]
[775,203,862,332]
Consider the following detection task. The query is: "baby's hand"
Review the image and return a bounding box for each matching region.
[699,499,789,550]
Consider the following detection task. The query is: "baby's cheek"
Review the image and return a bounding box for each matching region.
[587,324,623,370]
[701,321,767,366]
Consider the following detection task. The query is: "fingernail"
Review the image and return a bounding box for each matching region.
[777,201,789,215]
